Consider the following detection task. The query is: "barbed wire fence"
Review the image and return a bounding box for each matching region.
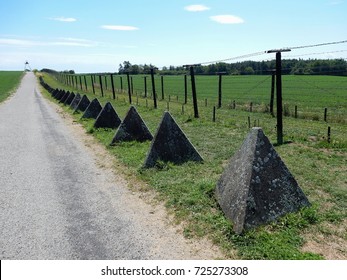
[49,39,347,141]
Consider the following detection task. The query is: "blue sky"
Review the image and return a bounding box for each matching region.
[0,0,346,73]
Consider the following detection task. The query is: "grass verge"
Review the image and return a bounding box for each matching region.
[39,72,346,259]
[0,71,24,103]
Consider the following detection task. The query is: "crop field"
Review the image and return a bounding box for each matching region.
[41,72,346,259]
[0,71,24,103]
[64,73,347,123]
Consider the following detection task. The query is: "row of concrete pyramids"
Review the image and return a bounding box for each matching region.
[49,85,310,234]
[50,89,203,168]
[52,89,121,129]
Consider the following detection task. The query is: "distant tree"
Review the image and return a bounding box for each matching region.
[241,66,255,75]
[118,63,124,73]
[130,64,140,74]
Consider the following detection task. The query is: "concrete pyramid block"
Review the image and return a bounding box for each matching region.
[94,102,121,129]
[216,127,310,234]
[64,92,75,106]
[82,98,102,119]
[70,93,81,109]
[59,91,70,103]
[111,106,153,144]
[143,112,203,168]
[55,90,65,100]
[51,89,59,98]
[74,95,90,113]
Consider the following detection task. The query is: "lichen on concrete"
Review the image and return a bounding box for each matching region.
[216,127,310,234]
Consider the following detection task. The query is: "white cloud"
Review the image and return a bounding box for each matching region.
[101,25,139,31]
[0,38,37,47]
[49,17,77,22]
[184,4,210,12]
[0,37,97,48]
[210,15,244,24]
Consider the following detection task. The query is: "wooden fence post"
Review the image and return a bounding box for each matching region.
[161,75,164,100]
[324,108,328,122]
[295,105,298,118]
[150,68,157,109]
[120,76,123,91]
[110,74,116,99]
[79,76,83,90]
[189,66,199,118]
[144,76,148,97]
[126,72,132,104]
[267,48,291,145]
[99,75,104,97]
[91,75,95,94]
[84,75,88,91]
[328,126,331,143]
[216,72,227,108]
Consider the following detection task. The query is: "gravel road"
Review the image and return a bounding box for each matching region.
[0,72,222,260]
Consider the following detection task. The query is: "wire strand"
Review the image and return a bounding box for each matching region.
[190,40,347,66]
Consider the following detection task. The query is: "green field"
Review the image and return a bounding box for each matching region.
[41,72,347,259]
[57,73,347,123]
[0,71,24,103]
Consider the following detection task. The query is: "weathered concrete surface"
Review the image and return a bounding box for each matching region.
[70,93,81,110]
[74,95,90,113]
[143,111,203,168]
[54,89,65,101]
[111,106,153,144]
[216,127,310,234]
[51,89,59,98]
[64,92,75,106]
[94,102,121,129]
[82,98,102,119]
[59,91,70,104]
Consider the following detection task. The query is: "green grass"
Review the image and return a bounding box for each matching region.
[41,72,347,259]
[59,73,347,123]
[0,71,24,103]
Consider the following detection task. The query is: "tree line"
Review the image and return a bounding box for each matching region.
[42,58,347,76]
[118,59,347,76]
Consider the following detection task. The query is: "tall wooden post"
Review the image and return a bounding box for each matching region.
[79,76,83,90]
[216,72,227,108]
[110,74,116,99]
[183,65,200,118]
[144,76,148,97]
[161,75,164,100]
[150,68,157,109]
[99,75,104,97]
[91,75,95,94]
[267,49,291,145]
[126,72,132,104]
[276,52,283,144]
[84,75,88,91]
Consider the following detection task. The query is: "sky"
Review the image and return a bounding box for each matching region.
[0,0,346,73]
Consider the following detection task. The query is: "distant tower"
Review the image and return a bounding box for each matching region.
[24,61,32,71]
